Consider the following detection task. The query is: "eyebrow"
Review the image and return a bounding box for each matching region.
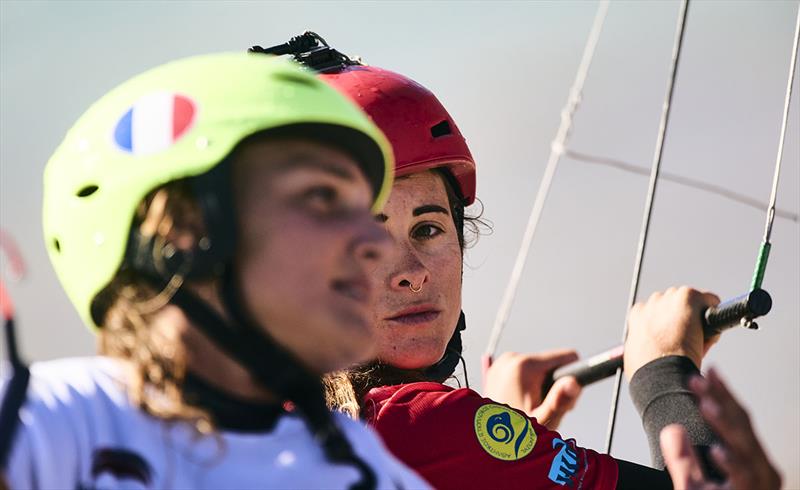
[277,154,357,180]
[413,204,449,217]
[376,204,449,222]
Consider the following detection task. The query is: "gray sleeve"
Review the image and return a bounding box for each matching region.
[628,355,717,469]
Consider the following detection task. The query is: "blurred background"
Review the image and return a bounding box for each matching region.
[2,0,798,485]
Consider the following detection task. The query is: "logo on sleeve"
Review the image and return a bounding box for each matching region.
[473,404,536,461]
[548,438,581,486]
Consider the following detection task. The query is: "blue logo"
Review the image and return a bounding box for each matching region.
[474,404,536,461]
[548,438,579,486]
[487,412,514,443]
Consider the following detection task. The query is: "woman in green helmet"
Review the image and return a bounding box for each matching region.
[0,53,429,489]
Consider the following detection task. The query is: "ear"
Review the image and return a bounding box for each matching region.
[126,160,237,283]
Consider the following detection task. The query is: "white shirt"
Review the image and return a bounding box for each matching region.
[1,357,430,489]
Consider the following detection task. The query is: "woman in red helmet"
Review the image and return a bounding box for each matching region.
[252,34,779,489]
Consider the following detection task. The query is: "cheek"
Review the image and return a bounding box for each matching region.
[430,244,463,297]
[425,241,464,338]
[364,246,392,292]
[238,214,335,320]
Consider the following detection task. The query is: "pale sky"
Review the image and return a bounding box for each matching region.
[2,0,798,484]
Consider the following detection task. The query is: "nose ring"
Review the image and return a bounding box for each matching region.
[409,282,423,293]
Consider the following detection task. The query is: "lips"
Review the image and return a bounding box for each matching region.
[386,304,441,325]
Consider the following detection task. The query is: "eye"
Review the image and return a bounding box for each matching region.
[412,223,444,240]
[302,185,340,213]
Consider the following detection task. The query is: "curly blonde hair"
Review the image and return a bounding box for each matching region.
[95,182,214,434]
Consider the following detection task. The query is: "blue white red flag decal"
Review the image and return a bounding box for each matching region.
[113,92,196,155]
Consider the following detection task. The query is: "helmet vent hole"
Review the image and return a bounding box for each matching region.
[53,238,61,253]
[431,120,452,138]
[76,185,99,198]
[273,72,316,88]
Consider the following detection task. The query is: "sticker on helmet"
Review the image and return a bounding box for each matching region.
[113,92,196,155]
[473,403,536,461]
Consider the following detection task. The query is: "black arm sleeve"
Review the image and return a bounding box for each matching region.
[615,459,672,490]
[628,356,717,469]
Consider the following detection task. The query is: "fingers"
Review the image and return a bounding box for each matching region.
[705,368,739,406]
[695,289,722,355]
[689,368,782,490]
[643,286,719,309]
[493,351,520,364]
[625,286,718,380]
[696,290,721,308]
[689,370,755,455]
[702,334,721,357]
[708,445,736,483]
[551,376,581,410]
[529,349,579,372]
[532,376,581,430]
[660,424,708,490]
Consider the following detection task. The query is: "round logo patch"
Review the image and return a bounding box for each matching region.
[474,404,536,461]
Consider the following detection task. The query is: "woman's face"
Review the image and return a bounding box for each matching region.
[233,138,390,374]
[370,170,463,369]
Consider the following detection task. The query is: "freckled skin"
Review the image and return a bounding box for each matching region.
[370,170,463,369]
[233,139,389,374]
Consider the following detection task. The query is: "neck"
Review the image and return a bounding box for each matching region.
[349,362,432,404]
[151,298,277,404]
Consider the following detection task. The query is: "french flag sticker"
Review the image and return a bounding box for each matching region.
[113,92,197,155]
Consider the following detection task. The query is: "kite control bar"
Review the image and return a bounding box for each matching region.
[543,288,772,395]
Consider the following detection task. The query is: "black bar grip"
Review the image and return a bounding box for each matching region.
[542,345,625,398]
[702,288,772,337]
[542,289,772,396]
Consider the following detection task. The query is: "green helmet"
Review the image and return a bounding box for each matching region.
[43,52,394,330]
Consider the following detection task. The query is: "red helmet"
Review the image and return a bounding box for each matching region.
[319,65,476,205]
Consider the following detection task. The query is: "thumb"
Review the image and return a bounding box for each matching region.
[702,333,721,357]
[535,349,580,372]
[531,376,582,430]
[660,424,707,489]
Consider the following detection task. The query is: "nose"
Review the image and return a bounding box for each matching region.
[389,242,429,293]
[350,210,391,264]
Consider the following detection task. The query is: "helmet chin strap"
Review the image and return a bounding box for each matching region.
[167,268,320,406]
[423,311,467,385]
[125,157,320,400]
[162,271,376,490]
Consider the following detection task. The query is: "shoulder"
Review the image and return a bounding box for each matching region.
[364,382,494,426]
[365,382,481,413]
[363,384,619,490]
[12,356,132,420]
[1,357,137,488]
[3,356,129,415]
[363,383,497,467]
[27,355,127,393]
[366,381,525,435]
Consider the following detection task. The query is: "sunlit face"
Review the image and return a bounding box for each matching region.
[371,170,463,369]
[233,138,390,374]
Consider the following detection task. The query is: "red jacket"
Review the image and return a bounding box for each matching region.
[364,382,618,489]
